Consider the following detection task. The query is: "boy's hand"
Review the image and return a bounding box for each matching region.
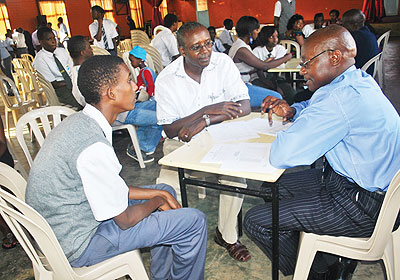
[161,191,181,209]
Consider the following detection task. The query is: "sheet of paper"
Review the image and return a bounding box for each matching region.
[201,142,278,174]
[206,121,259,142]
[245,117,292,136]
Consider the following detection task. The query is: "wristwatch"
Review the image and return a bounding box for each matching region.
[202,114,211,127]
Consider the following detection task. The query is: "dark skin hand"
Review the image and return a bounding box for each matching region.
[113,186,181,230]
[261,96,296,125]
[163,99,251,142]
[234,47,292,70]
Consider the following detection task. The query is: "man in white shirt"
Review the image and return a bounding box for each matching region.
[155,22,252,262]
[58,17,69,49]
[218,19,235,51]
[150,13,179,67]
[12,28,28,57]
[33,27,81,109]
[302,13,325,38]
[208,26,226,53]
[89,5,120,56]
[26,55,207,279]
[274,0,296,39]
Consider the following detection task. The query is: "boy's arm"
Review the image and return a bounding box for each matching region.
[113,186,181,230]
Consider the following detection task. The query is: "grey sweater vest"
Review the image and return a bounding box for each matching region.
[26,112,111,262]
[278,0,296,36]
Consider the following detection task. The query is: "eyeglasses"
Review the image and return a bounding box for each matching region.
[299,49,335,69]
[189,40,214,52]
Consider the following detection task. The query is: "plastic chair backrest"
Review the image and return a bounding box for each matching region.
[0,162,26,200]
[16,106,76,166]
[131,30,150,45]
[122,51,139,83]
[34,70,61,106]
[280,40,301,58]
[377,30,391,54]
[361,52,381,78]
[0,188,77,279]
[91,45,111,56]
[138,44,163,74]
[21,53,34,63]
[153,25,166,37]
[12,58,34,73]
[13,68,41,104]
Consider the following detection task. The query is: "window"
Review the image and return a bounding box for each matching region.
[160,0,168,18]
[38,1,71,37]
[0,3,11,40]
[90,0,115,22]
[129,0,143,28]
[196,0,207,12]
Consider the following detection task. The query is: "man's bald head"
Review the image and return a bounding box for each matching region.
[342,9,365,31]
[305,24,357,61]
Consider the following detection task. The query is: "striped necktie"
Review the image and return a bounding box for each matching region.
[102,26,109,49]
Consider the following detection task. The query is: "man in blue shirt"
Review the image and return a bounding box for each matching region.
[244,25,400,279]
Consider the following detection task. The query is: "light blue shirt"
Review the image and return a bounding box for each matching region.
[270,66,400,192]
[0,40,10,60]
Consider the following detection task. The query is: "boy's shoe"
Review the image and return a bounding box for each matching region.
[126,147,154,163]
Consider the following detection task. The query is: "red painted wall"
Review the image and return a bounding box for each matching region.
[169,0,365,27]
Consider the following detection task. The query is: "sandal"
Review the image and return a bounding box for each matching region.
[214,227,251,262]
[2,232,18,250]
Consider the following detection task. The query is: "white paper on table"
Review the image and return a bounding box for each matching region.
[245,117,292,136]
[206,121,259,143]
[201,142,278,174]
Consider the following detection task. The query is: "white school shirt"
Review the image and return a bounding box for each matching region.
[77,104,129,221]
[32,30,39,47]
[33,47,73,83]
[89,19,118,49]
[274,0,293,17]
[253,44,287,61]
[150,28,179,67]
[71,65,86,107]
[12,32,27,48]
[212,38,226,53]
[155,52,249,125]
[218,29,234,47]
[58,23,69,42]
[5,38,14,51]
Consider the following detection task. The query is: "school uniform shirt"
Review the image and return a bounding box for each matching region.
[253,44,287,60]
[212,38,226,53]
[89,19,118,50]
[33,47,73,83]
[218,29,234,47]
[150,28,179,67]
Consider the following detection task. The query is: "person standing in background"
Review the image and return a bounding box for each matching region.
[58,17,69,49]
[5,30,15,58]
[89,5,121,56]
[12,28,28,57]
[219,19,235,51]
[274,0,296,39]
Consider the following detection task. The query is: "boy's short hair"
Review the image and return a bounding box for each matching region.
[163,14,178,28]
[37,27,53,41]
[78,56,125,105]
[330,9,340,18]
[68,36,88,59]
[223,19,233,28]
[91,5,105,15]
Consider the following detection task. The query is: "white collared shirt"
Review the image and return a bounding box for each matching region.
[33,47,73,83]
[59,22,69,42]
[12,31,27,48]
[274,0,293,17]
[71,65,86,106]
[89,19,118,49]
[218,29,234,47]
[77,104,129,221]
[253,44,287,61]
[155,52,249,125]
[150,28,179,67]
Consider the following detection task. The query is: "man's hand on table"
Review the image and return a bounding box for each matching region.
[178,117,206,142]
[261,96,296,125]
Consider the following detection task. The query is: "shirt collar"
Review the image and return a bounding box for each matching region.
[83,104,113,144]
[40,48,56,57]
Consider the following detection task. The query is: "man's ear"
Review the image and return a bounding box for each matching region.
[105,86,116,101]
[179,46,185,57]
[330,50,342,66]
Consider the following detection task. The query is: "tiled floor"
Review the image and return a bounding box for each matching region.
[1,37,400,280]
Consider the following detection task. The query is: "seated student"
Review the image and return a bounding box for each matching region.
[302,13,325,38]
[117,46,162,163]
[285,14,305,46]
[326,9,340,26]
[341,9,379,76]
[219,19,235,51]
[244,25,400,279]
[252,26,296,104]
[156,22,252,262]
[229,16,291,107]
[33,27,81,109]
[207,26,226,53]
[25,55,207,280]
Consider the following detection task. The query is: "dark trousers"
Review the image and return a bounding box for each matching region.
[244,167,395,276]
[55,85,82,110]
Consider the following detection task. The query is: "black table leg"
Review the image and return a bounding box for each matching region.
[178,168,188,207]
[238,208,243,237]
[272,182,279,280]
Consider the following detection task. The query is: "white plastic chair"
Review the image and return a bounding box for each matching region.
[131,30,150,45]
[376,30,391,87]
[361,52,382,82]
[0,179,149,280]
[0,162,26,200]
[112,124,145,169]
[293,168,400,280]
[90,46,111,56]
[280,39,301,58]
[16,106,76,167]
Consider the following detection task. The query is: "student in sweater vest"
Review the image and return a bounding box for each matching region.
[26,55,207,280]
